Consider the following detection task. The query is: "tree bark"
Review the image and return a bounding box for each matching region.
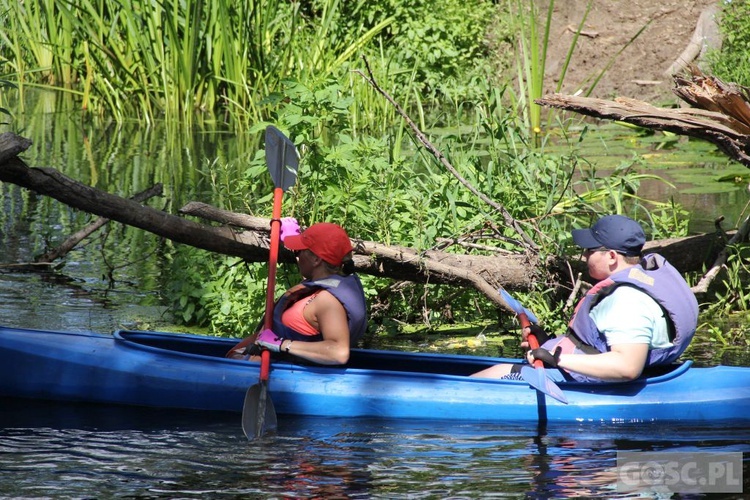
[35,183,165,263]
[0,134,534,312]
[536,69,750,168]
[0,124,734,310]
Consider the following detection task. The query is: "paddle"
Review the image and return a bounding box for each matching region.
[242,125,300,440]
[499,289,568,404]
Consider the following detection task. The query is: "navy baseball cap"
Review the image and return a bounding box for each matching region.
[571,215,646,256]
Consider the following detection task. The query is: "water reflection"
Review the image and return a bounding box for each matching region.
[0,267,170,332]
[1,399,748,498]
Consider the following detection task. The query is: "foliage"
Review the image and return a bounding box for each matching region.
[165,247,268,334]
[709,0,750,86]
[0,68,15,121]
[701,244,750,317]
[0,0,504,128]
[339,0,497,97]
[4,0,738,343]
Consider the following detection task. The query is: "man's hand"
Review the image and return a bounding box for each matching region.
[255,328,283,352]
[280,217,300,242]
[521,324,555,349]
[529,346,562,367]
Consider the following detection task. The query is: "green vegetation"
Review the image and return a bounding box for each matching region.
[710,0,750,86]
[1,0,749,351]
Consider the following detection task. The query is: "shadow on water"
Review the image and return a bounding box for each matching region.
[1,398,749,498]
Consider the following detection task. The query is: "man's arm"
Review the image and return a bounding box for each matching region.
[555,343,650,381]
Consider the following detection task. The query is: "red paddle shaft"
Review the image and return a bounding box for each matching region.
[259,187,284,381]
[518,312,544,369]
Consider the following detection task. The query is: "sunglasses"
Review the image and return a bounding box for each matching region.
[582,247,610,256]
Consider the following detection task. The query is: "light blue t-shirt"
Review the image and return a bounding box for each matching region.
[589,286,672,348]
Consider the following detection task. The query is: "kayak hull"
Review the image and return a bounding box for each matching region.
[1,326,749,423]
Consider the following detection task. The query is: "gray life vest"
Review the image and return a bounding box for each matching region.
[567,253,698,367]
[271,274,367,344]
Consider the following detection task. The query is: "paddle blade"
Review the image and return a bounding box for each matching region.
[520,365,569,404]
[242,381,278,440]
[498,289,539,324]
[265,125,299,192]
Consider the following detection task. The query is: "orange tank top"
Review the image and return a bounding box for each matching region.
[281,290,321,336]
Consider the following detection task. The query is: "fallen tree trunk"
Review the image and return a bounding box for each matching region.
[0,153,269,262]
[0,129,733,309]
[0,134,535,312]
[35,183,165,263]
[179,201,538,309]
[537,68,750,168]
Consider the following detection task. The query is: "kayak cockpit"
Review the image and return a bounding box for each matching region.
[115,330,232,358]
[113,329,693,383]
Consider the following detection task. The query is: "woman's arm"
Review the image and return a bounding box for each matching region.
[282,291,351,365]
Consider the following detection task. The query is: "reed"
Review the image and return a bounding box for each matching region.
[0,0,393,127]
[508,0,594,141]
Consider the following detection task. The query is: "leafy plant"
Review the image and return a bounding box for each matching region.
[709,0,750,86]
[0,73,15,123]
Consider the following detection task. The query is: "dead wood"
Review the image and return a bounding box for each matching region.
[35,183,165,263]
[0,154,270,262]
[0,132,32,164]
[537,93,750,167]
[536,69,750,168]
[0,113,737,312]
[356,56,539,251]
[673,68,750,132]
[665,2,721,77]
[179,202,537,312]
[0,150,536,312]
[692,216,750,294]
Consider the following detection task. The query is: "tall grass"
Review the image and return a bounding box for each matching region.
[0,0,393,127]
[709,0,750,86]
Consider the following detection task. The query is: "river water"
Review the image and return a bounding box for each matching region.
[2,99,750,497]
[1,400,749,498]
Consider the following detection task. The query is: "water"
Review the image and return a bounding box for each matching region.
[2,96,750,497]
[1,400,748,498]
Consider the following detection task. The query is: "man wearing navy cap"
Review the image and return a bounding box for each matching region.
[473,215,699,382]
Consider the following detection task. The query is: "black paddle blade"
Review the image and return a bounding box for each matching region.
[265,125,299,192]
[242,382,278,440]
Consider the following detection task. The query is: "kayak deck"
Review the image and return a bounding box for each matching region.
[1,326,748,423]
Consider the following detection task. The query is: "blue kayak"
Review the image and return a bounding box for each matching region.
[1,325,748,423]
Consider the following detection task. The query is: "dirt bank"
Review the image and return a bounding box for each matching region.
[542,0,720,104]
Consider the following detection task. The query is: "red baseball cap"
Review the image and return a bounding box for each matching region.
[283,222,354,266]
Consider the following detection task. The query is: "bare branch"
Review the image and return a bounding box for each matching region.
[692,216,750,294]
[537,69,750,168]
[35,183,165,263]
[355,56,539,251]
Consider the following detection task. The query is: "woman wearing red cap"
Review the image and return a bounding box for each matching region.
[237,222,367,365]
